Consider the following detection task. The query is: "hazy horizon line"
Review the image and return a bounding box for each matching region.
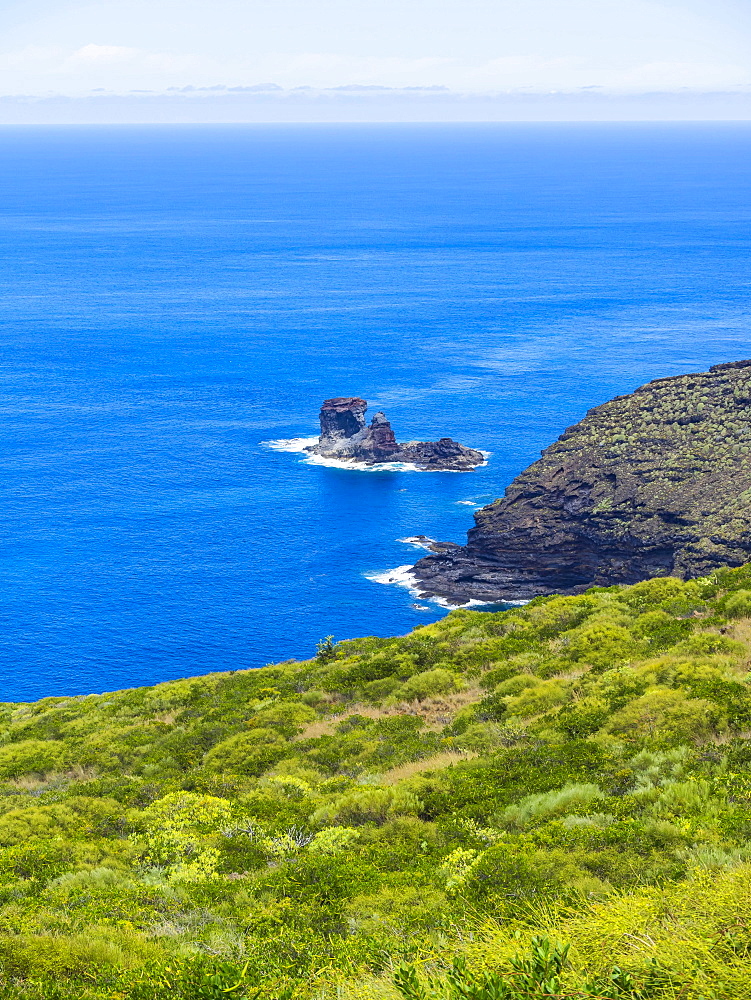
[0,87,749,124]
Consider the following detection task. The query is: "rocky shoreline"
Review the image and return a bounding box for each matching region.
[411,360,751,604]
[305,397,485,472]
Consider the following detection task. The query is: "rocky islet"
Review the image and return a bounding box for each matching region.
[306,397,485,471]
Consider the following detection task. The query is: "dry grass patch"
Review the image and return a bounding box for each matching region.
[708,728,751,745]
[551,668,589,682]
[378,750,479,784]
[726,617,751,659]
[8,764,96,791]
[295,704,399,740]
[404,685,483,730]
[295,687,483,740]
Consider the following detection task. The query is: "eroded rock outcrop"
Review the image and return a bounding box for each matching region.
[412,360,751,604]
[307,397,484,471]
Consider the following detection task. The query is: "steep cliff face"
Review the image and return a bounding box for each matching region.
[412,361,751,604]
[308,397,484,471]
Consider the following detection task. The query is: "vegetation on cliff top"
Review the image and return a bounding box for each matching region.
[413,360,751,602]
[2,566,751,996]
[531,359,751,573]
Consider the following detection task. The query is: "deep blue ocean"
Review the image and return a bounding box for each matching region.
[0,123,749,701]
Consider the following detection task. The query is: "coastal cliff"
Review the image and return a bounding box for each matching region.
[307,397,484,471]
[412,360,751,603]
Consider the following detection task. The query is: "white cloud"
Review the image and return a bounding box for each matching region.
[0,41,204,94]
[617,60,751,91]
[0,0,747,103]
[67,44,140,64]
[0,45,748,98]
[64,43,193,76]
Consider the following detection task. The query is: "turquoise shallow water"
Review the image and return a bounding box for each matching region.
[0,122,749,700]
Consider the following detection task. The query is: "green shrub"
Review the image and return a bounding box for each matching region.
[560,619,640,670]
[504,680,568,719]
[672,633,746,657]
[463,844,585,902]
[722,588,751,618]
[396,668,463,702]
[394,938,571,999]
[492,675,538,697]
[313,786,423,826]
[0,568,750,997]
[0,740,62,780]
[630,609,694,648]
[605,688,727,743]
[556,697,609,738]
[499,784,605,829]
[0,838,72,885]
[202,730,290,775]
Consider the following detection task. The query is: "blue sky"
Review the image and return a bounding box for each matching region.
[0,0,749,119]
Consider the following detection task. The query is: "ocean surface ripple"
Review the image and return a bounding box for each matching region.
[0,123,749,699]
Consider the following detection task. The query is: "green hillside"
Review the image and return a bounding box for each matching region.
[2,568,751,998]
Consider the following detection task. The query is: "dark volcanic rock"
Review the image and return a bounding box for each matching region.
[412,360,751,604]
[400,437,484,472]
[362,412,401,461]
[307,398,484,471]
[319,397,368,442]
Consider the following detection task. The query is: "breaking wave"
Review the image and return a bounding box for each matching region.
[397,536,436,551]
[264,437,426,472]
[264,436,319,453]
[365,565,472,609]
[366,564,528,611]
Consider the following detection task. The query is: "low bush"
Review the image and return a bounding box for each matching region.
[0,571,748,996]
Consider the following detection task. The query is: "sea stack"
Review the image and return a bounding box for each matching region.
[411,360,751,604]
[306,397,484,471]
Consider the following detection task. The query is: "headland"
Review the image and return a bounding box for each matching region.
[412,360,751,603]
